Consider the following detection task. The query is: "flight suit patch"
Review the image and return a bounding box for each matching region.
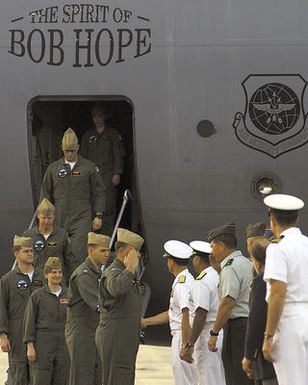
[32,280,43,287]
[71,170,81,176]
[88,135,97,144]
[34,240,45,250]
[178,275,186,283]
[58,168,68,178]
[196,271,207,280]
[47,241,58,248]
[16,279,28,291]
[59,298,69,305]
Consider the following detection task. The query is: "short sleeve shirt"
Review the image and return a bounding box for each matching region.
[264,227,308,305]
[219,250,253,319]
[169,269,194,332]
[192,266,219,323]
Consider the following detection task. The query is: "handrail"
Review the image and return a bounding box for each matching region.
[109,189,131,249]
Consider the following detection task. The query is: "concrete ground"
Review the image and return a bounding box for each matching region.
[0,344,174,385]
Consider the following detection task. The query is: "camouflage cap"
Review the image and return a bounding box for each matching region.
[62,128,79,149]
[246,222,266,239]
[117,228,144,250]
[37,198,55,215]
[13,235,32,248]
[206,223,236,243]
[88,232,111,248]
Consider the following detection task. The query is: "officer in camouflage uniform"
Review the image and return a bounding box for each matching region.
[81,105,125,235]
[95,228,144,385]
[23,198,76,284]
[65,232,110,385]
[40,128,106,264]
[23,257,69,385]
[0,236,45,385]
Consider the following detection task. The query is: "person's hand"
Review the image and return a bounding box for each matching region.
[208,335,218,352]
[0,334,10,353]
[92,217,103,231]
[242,357,254,379]
[112,174,121,186]
[140,318,147,329]
[27,343,37,362]
[180,346,194,363]
[262,337,275,362]
[124,249,140,272]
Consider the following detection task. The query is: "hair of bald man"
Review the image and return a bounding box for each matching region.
[251,238,270,266]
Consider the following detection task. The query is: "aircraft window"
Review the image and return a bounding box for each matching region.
[28,98,138,232]
[196,120,216,138]
[251,173,282,199]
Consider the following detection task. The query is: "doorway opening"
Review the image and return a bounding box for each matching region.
[27,96,141,233]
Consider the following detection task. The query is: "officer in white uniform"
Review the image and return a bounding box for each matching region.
[262,194,308,385]
[142,240,197,385]
[181,241,226,385]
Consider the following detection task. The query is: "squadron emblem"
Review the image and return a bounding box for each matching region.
[233,74,308,158]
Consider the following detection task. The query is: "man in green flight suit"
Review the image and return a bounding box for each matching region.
[65,232,110,385]
[23,257,69,385]
[95,228,144,385]
[40,127,106,264]
[81,104,125,235]
[0,236,45,385]
[23,198,76,284]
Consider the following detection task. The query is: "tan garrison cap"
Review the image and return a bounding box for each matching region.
[117,228,144,250]
[88,232,111,248]
[37,198,55,215]
[13,235,32,248]
[62,128,79,149]
[246,222,266,239]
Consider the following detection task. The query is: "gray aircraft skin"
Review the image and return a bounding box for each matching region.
[1,0,308,318]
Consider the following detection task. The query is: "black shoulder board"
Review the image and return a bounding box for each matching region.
[223,259,234,268]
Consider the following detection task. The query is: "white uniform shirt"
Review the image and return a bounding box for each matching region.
[169,268,194,333]
[264,227,308,306]
[192,266,219,323]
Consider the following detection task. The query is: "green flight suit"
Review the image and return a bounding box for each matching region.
[0,266,45,385]
[23,226,77,284]
[80,127,124,235]
[65,258,102,385]
[40,155,106,264]
[23,285,69,385]
[95,258,143,385]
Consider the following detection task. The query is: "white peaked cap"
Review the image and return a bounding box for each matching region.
[163,240,193,259]
[264,194,304,210]
[189,241,212,254]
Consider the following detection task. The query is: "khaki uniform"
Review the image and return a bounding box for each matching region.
[40,156,106,263]
[23,286,69,385]
[81,127,124,235]
[65,258,102,385]
[23,226,76,284]
[0,267,45,385]
[95,258,143,385]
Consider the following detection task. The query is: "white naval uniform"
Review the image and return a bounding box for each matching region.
[169,268,197,385]
[192,267,226,385]
[264,227,308,385]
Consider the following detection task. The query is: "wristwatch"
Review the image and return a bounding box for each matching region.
[210,330,219,336]
[183,343,194,349]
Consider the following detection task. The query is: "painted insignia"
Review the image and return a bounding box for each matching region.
[233,74,308,158]
[47,241,58,247]
[178,275,186,284]
[16,279,28,291]
[34,240,45,251]
[196,271,207,280]
[71,170,81,176]
[58,168,68,178]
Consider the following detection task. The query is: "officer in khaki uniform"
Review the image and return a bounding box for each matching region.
[207,223,253,385]
[23,198,76,284]
[40,128,106,264]
[81,105,125,235]
[95,228,144,385]
[65,232,110,385]
[23,257,69,385]
[0,236,45,385]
